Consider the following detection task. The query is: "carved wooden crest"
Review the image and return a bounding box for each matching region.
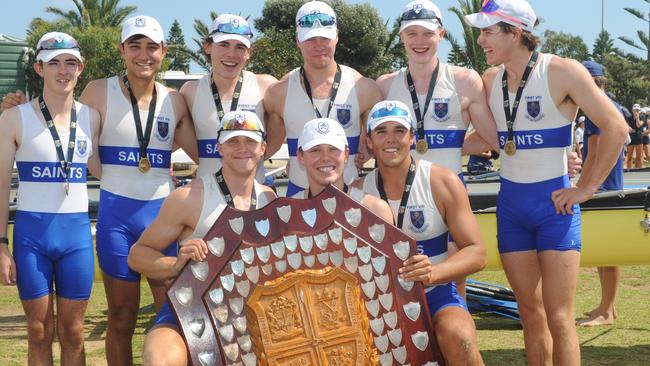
[167,185,444,366]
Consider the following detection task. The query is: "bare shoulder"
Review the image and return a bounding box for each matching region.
[79,78,108,109]
[376,70,399,97]
[451,65,483,96]
[548,54,587,81]
[256,73,279,91]
[165,178,204,210]
[428,163,464,197]
[481,66,501,96]
[362,194,393,223]
[258,184,277,202]
[264,77,289,110]
[167,88,189,115]
[0,105,22,130]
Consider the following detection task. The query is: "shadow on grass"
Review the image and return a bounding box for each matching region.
[480,343,650,365]
[473,311,522,331]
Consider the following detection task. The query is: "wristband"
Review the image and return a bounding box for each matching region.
[0,237,8,245]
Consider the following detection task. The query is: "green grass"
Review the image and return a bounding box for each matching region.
[1,267,649,365]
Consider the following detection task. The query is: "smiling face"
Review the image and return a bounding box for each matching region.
[367,121,414,169]
[298,143,348,191]
[34,54,84,96]
[400,25,445,65]
[297,35,338,70]
[477,24,518,65]
[119,36,167,81]
[205,39,251,80]
[217,135,266,176]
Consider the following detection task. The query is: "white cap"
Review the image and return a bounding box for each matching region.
[367,100,414,133]
[298,118,348,151]
[121,15,165,44]
[399,1,443,33]
[633,103,641,110]
[36,32,82,62]
[578,116,585,123]
[218,111,265,143]
[464,0,536,32]
[209,14,253,48]
[296,1,338,43]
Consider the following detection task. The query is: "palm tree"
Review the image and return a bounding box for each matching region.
[446,0,487,73]
[45,0,137,29]
[618,1,650,61]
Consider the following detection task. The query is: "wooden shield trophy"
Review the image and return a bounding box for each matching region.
[167,185,444,365]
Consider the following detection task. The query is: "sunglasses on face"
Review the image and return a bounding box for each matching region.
[297,13,337,28]
[400,7,442,25]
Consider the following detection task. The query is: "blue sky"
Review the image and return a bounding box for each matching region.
[2,0,648,72]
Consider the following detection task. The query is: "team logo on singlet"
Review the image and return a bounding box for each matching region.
[432,98,450,122]
[525,96,544,122]
[76,138,88,158]
[336,105,352,128]
[156,116,171,141]
[409,210,427,233]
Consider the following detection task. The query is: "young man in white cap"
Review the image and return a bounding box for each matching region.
[128,110,276,366]
[83,15,198,365]
[293,117,393,223]
[264,0,383,196]
[465,1,628,364]
[180,14,277,182]
[377,0,500,299]
[354,100,486,365]
[0,32,101,365]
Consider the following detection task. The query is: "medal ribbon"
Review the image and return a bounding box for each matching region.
[301,64,342,118]
[377,157,417,228]
[406,60,440,143]
[210,72,243,119]
[123,75,157,166]
[215,168,257,210]
[501,51,539,144]
[39,96,77,194]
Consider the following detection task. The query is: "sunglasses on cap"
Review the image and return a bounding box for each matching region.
[371,105,411,120]
[480,0,528,28]
[400,7,442,25]
[210,22,253,39]
[217,113,265,138]
[37,34,80,52]
[297,13,337,28]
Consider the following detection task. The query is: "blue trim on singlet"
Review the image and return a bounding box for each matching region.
[98,146,171,169]
[16,162,87,183]
[197,138,222,159]
[498,124,572,150]
[287,136,360,156]
[410,129,467,150]
[415,232,449,258]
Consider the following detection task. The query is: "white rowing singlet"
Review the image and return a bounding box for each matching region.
[15,102,92,213]
[283,65,361,190]
[192,71,265,181]
[387,63,466,174]
[488,53,572,183]
[99,76,176,200]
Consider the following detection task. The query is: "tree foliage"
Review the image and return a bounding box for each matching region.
[446,0,487,73]
[248,0,401,79]
[24,19,124,97]
[166,19,190,73]
[592,30,619,63]
[43,0,137,29]
[618,3,650,61]
[540,30,589,61]
[602,53,650,108]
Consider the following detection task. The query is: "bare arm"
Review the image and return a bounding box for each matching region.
[361,194,394,224]
[78,79,107,122]
[171,90,199,163]
[550,59,628,213]
[0,108,20,285]
[375,72,398,99]
[262,80,288,158]
[457,67,499,151]
[86,106,102,179]
[127,183,203,280]
[400,166,486,285]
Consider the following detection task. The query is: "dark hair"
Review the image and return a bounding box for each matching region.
[124,34,149,44]
[497,22,540,51]
[593,75,606,89]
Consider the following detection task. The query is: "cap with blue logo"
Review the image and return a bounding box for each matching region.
[298,118,348,151]
[121,15,165,44]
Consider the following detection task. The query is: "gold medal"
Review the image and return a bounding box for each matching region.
[65,180,69,196]
[504,139,516,156]
[416,139,428,154]
[138,156,151,173]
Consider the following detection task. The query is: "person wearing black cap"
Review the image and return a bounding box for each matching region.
[577,60,625,328]
[465,0,628,364]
